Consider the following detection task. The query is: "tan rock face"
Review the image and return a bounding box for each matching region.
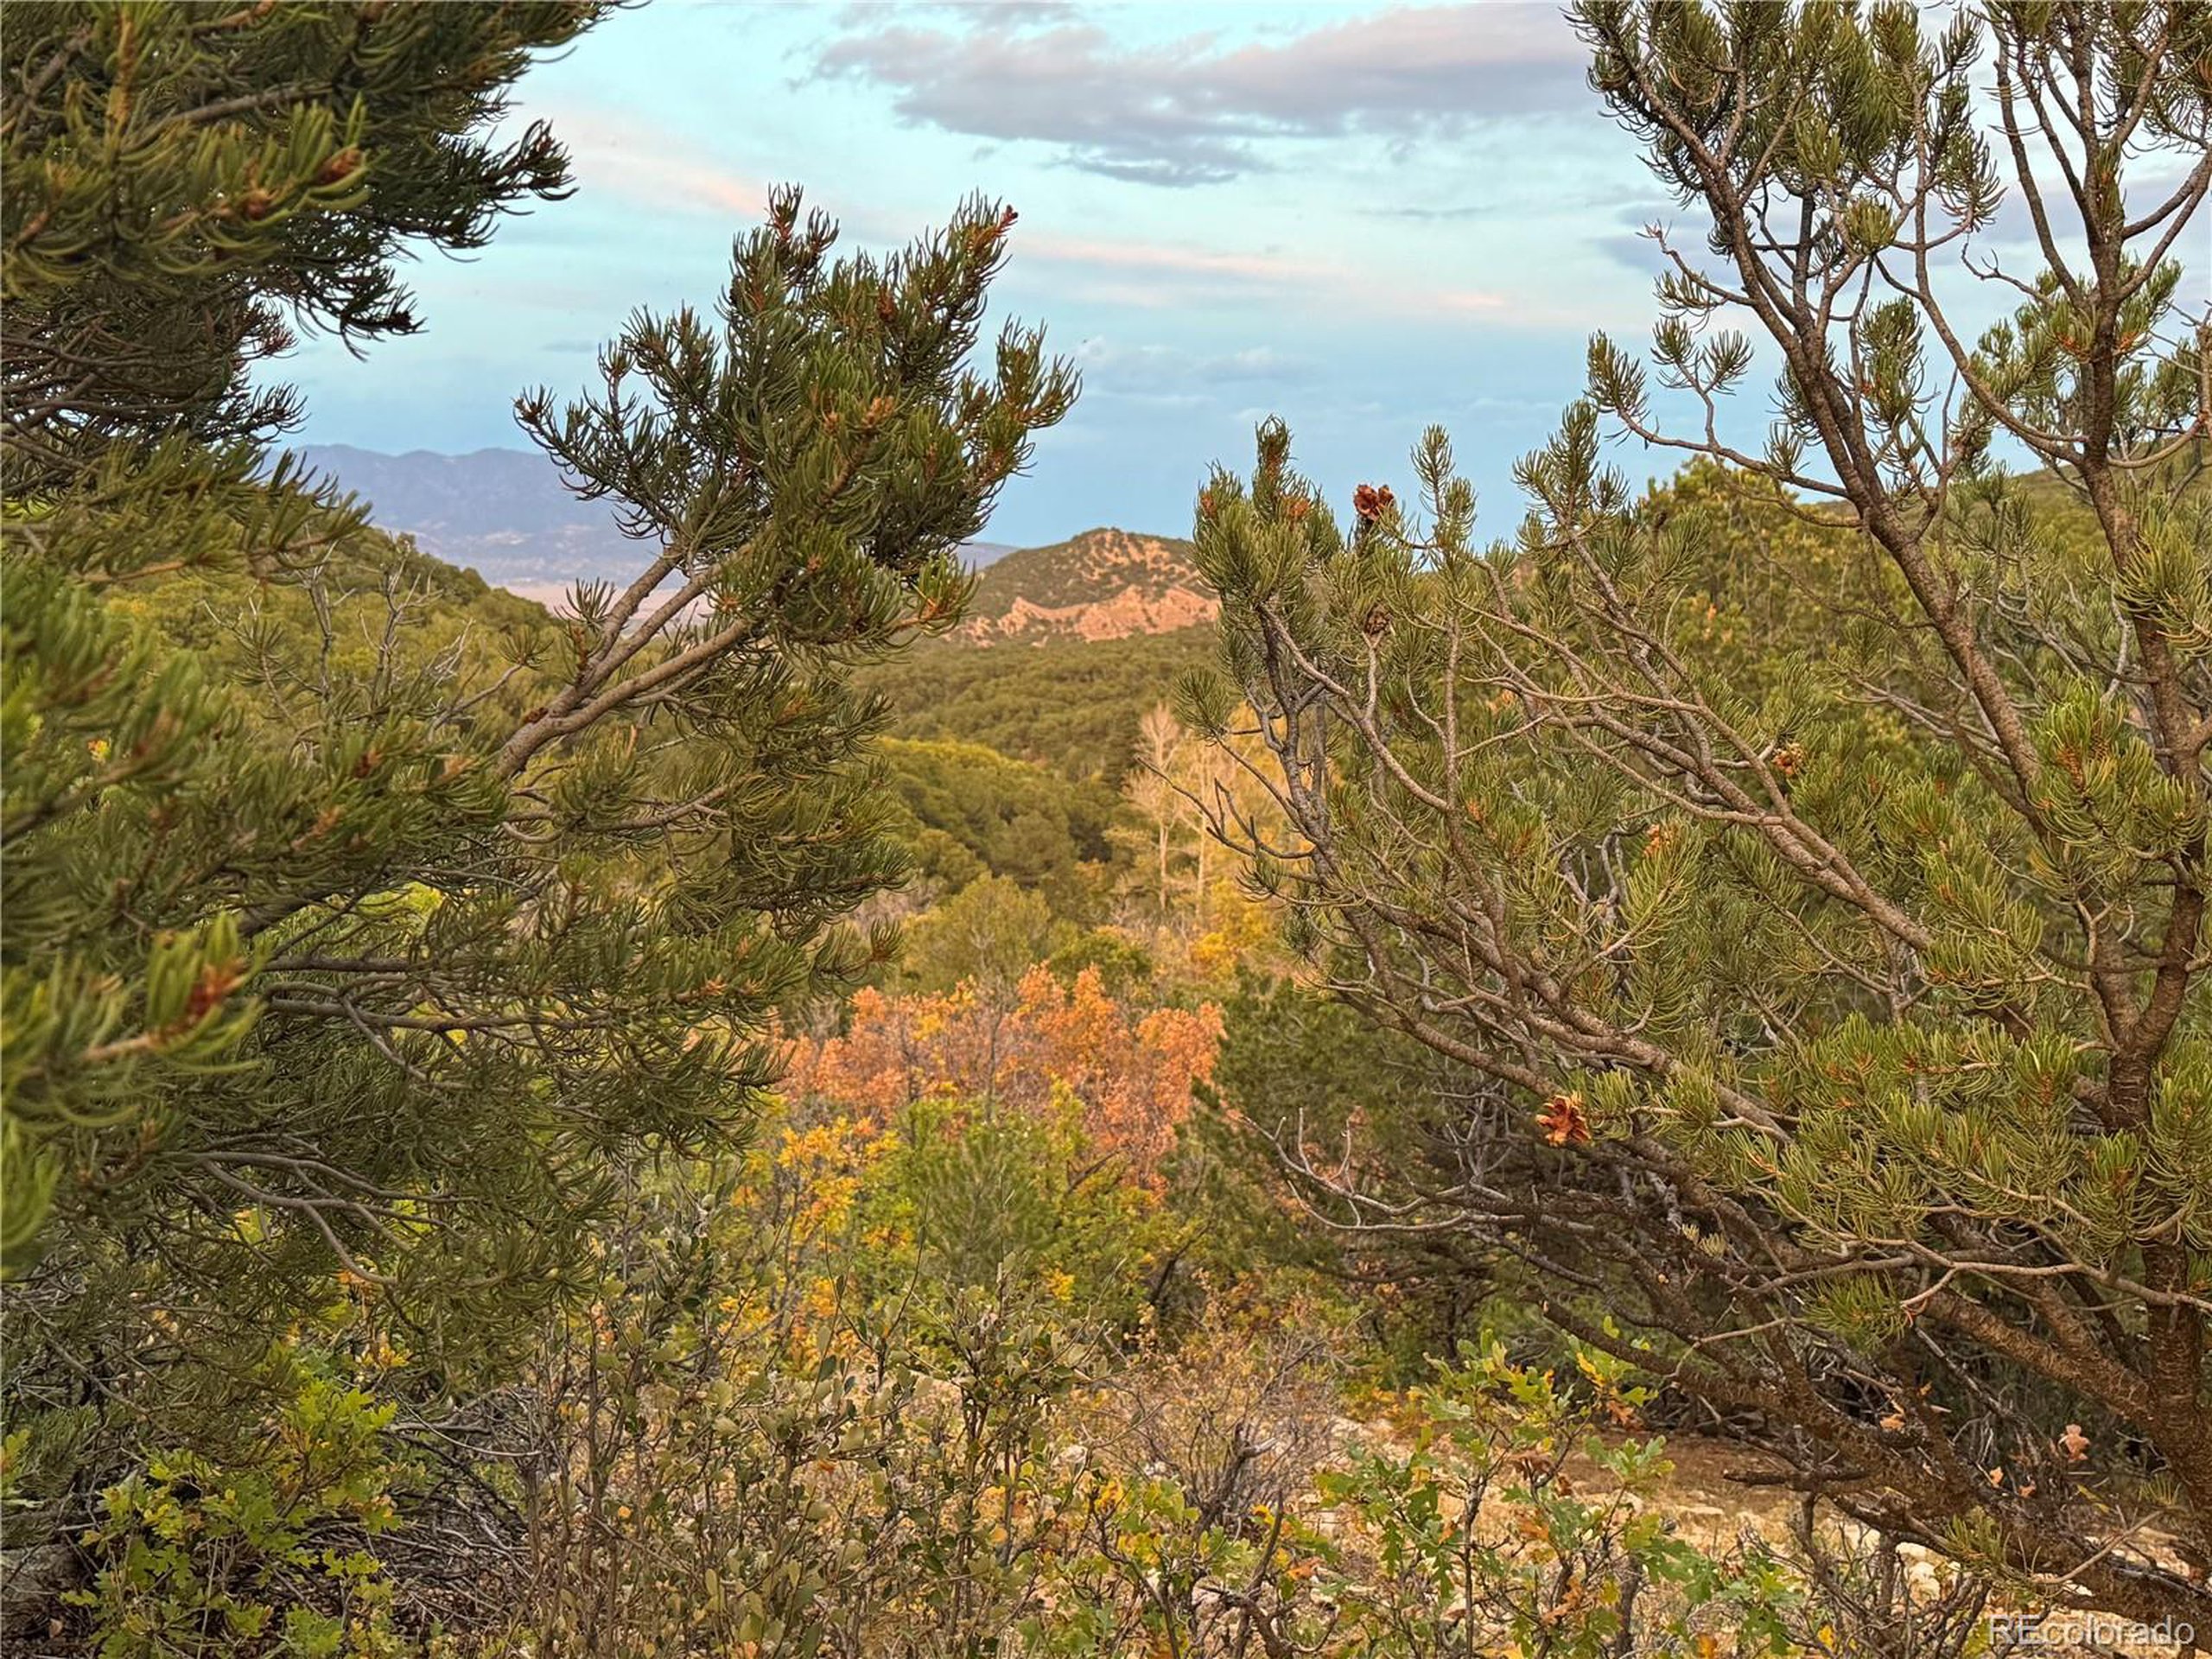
[958,528,1216,645]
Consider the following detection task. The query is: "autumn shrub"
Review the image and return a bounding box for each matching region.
[437,1086,2030,1659]
[790,963,1222,1188]
[1311,1341,1805,1659]
[514,1265,1093,1657]
[1039,1335,1821,1659]
[491,1098,1116,1656]
[865,1090,1187,1332]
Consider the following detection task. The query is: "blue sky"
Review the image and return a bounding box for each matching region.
[280,1,2201,548]
[284,1,1679,544]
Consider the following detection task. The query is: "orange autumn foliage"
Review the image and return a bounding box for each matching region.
[787,965,1222,1184]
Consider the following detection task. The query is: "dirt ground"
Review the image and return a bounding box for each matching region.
[1608,1434,2202,1657]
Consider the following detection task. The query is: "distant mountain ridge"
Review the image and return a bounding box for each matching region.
[298,444,1022,602]
[298,444,637,602]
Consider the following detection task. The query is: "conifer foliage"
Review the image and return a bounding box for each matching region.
[0,0,1073,1607]
[1185,0,2211,1625]
[2,1,599,488]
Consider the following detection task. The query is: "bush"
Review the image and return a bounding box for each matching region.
[72,1366,410,1658]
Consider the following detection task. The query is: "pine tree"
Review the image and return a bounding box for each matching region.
[1185,1,2210,1626]
[1,2,1075,1613]
[3,0,606,1256]
[2,0,597,487]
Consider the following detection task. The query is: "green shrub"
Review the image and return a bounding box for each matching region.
[73,1366,410,1658]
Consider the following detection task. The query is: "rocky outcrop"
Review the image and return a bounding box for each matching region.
[957,528,1214,645]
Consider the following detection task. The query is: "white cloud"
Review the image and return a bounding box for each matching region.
[812,4,1589,187]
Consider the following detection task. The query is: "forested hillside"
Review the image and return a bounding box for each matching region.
[867,628,1216,780]
[5,3,2208,1656]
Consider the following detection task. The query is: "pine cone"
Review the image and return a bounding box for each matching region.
[1352,483,1395,522]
